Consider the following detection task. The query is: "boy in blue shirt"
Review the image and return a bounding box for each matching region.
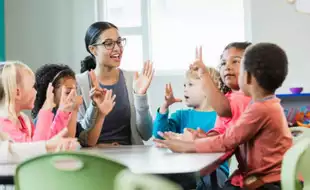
[153,68,228,190]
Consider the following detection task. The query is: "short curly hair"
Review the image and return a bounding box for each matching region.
[218,42,252,94]
[32,64,75,119]
[186,67,220,89]
[243,42,288,93]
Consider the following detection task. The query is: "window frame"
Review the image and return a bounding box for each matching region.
[95,0,152,68]
[95,0,249,74]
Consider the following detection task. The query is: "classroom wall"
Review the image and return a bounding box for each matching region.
[4,0,310,116]
[5,0,95,72]
[249,0,310,94]
[0,0,4,61]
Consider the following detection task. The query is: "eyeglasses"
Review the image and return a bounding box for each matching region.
[92,38,126,50]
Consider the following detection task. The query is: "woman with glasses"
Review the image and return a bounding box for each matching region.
[76,21,154,146]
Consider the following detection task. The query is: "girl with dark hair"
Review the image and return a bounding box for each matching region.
[32,64,115,146]
[76,21,154,146]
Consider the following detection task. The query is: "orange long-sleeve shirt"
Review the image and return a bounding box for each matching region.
[195,97,292,187]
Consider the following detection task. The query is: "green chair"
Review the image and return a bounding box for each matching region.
[290,126,310,144]
[114,169,182,190]
[281,138,310,190]
[14,152,127,190]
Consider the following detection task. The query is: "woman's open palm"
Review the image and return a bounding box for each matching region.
[133,60,154,95]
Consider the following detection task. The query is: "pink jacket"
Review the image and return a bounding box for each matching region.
[0,109,70,142]
[210,91,251,134]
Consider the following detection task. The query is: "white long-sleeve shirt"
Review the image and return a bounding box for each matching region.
[0,132,47,164]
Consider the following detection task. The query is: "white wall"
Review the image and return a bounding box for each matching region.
[248,0,310,94]
[5,0,95,73]
[5,0,310,116]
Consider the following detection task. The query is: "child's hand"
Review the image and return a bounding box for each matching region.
[190,46,209,78]
[97,89,116,117]
[164,83,182,106]
[73,95,83,111]
[158,131,183,140]
[157,129,202,142]
[42,83,56,111]
[160,83,182,114]
[46,128,80,152]
[58,86,77,112]
[153,138,196,153]
[185,128,207,139]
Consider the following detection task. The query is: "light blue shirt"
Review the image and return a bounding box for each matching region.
[153,109,217,137]
[153,108,229,175]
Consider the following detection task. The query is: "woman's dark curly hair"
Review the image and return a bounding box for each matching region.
[218,42,252,94]
[31,64,76,119]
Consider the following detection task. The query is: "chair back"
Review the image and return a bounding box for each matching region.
[14,152,127,190]
[281,138,310,190]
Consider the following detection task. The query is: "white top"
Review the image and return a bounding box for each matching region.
[0,131,47,177]
[0,132,46,164]
[82,145,224,174]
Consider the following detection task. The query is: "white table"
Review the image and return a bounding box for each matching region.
[82,145,224,174]
[0,145,224,184]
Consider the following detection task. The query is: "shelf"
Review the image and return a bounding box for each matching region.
[276,93,310,98]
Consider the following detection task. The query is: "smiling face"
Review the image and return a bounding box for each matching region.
[88,28,124,69]
[219,47,244,91]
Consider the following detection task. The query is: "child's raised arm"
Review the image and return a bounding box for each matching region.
[33,84,73,141]
[153,84,183,139]
[66,95,83,138]
[190,47,232,118]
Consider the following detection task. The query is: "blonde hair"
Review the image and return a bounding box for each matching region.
[1,61,34,121]
[186,67,220,88]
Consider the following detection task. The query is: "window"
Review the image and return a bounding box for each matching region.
[105,0,141,27]
[121,35,143,70]
[99,0,149,71]
[98,0,245,72]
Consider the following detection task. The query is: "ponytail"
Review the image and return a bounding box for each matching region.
[80,55,96,73]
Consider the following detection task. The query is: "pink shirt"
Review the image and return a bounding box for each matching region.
[210,91,251,134]
[0,109,70,142]
[195,97,293,187]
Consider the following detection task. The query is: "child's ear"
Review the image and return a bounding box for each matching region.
[16,88,22,100]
